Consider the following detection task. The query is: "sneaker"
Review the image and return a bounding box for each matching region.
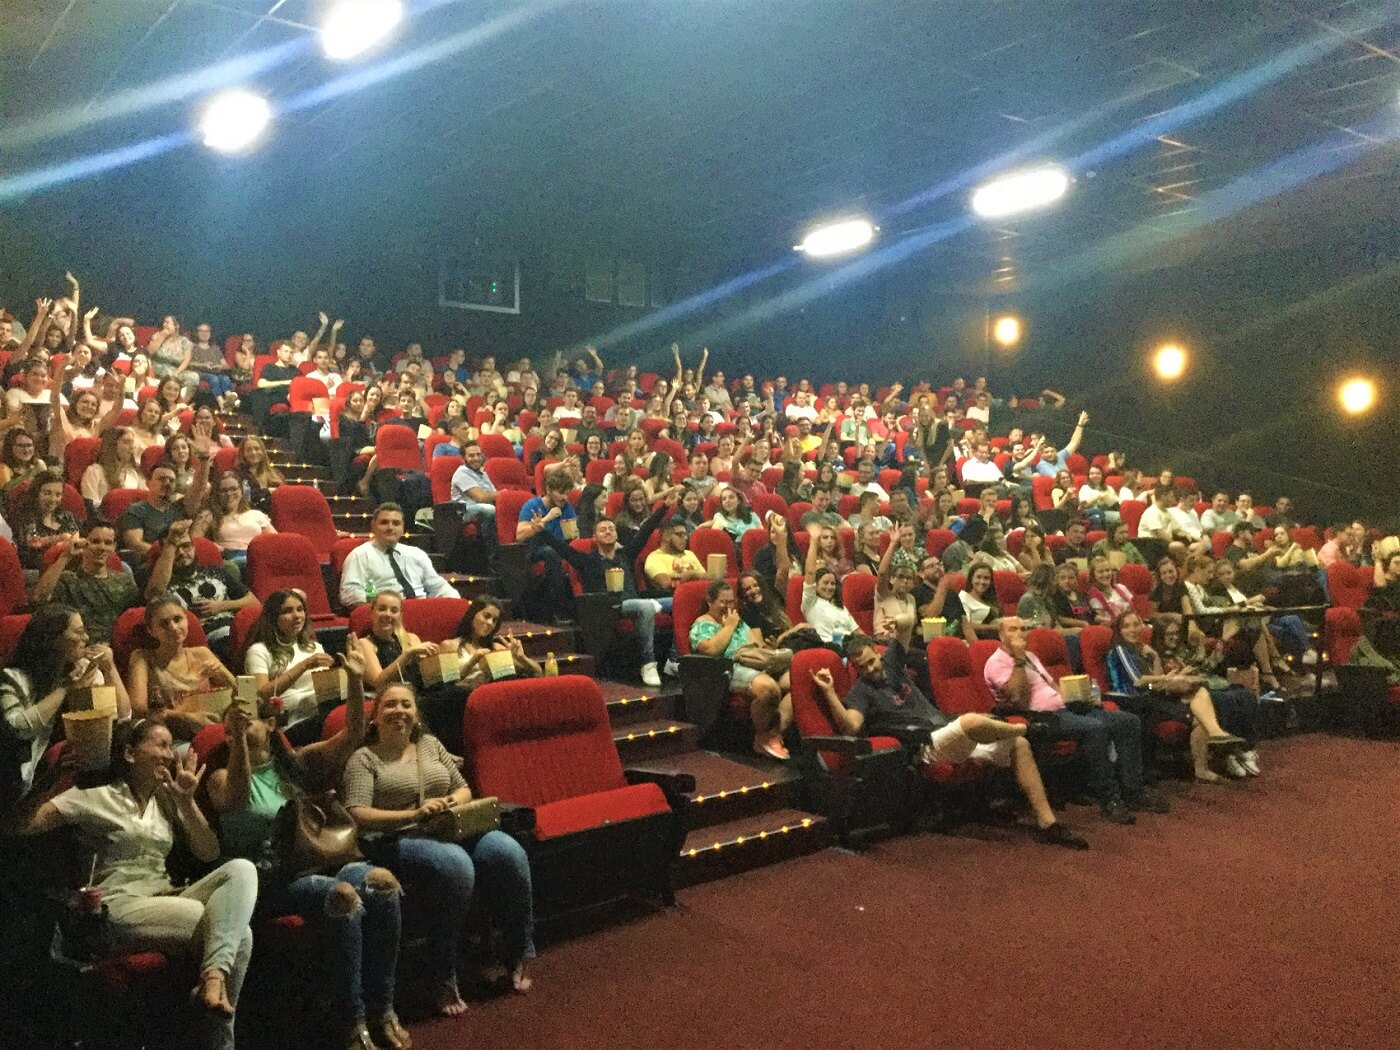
[1224,754,1249,779]
[1238,749,1261,776]
[1300,649,1318,666]
[1036,822,1089,850]
[1125,788,1171,814]
[662,658,679,678]
[640,662,661,688]
[1259,690,1285,702]
[1100,798,1136,825]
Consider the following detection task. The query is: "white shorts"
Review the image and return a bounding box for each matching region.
[921,718,1015,768]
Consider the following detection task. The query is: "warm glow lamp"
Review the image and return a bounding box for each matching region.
[1153,343,1187,381]
[1338,377,1376,415]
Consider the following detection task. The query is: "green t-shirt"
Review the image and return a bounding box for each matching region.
[689,617,750,659]
[50,570,140,644]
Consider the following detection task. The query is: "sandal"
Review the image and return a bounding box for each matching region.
[432,981,468,1018]
[370,1011,413,1050]
[192,970,234,1016]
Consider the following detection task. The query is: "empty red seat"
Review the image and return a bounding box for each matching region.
[246,532,346,627]
[269,485,340,562]
[464,675,691,907]
[374,424,423,472]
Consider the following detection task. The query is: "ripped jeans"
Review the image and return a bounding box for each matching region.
[267,861,401,1025]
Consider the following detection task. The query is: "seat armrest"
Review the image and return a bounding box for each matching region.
[498,802,536,836]
[677,654,734,740]
[624,767,698,795]
[798,735,873,756]
[876,723,935,749]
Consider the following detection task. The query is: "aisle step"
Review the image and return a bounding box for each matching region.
[597,681,671,727]
[675,808,831,888]
[657,750,799,830]
[612,719,699,763]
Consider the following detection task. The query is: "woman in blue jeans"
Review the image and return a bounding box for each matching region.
[207,641,409,1050]
[344,682,534,1015]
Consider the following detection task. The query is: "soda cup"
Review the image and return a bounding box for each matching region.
[79,886,103,913]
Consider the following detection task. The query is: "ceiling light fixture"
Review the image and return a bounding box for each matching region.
[1153,343,1188,381]
[970,165,1071,219]
[992,315,1023,347]
[1337,376,1376,415]
[794,218,877,258]
[321,0,405,61]
[199,89,272,153]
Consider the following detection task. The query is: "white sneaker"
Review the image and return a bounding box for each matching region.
[663,658,679,678]
[1225,754,1249,779]
[1239,749,1261,776]
[1300,649,1318,666]
[640,662,661,688]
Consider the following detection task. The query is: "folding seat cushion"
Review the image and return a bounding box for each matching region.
[465,675,670,840]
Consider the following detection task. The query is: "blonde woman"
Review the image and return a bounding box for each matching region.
[233,435,284,511]
[79,426,143,506]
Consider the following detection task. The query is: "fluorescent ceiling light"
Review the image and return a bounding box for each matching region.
[795,219,877,258]
[200,89,272,153]
[321,0,405,61]
[970,166,1070,219]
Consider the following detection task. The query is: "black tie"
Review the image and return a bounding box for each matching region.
[387,546,418,599]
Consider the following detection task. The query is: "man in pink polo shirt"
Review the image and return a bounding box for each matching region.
[984,618,1167,825]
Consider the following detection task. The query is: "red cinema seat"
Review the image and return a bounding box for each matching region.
[840,571,878,635]
[374,425,423,472]
[1326,562,1372,610]
[789,647,911,843]
[246,532,347,628]
[477,433,515,460]
[100,488,146,525]
[993,571,1026,617]
[347,596,470,644]
[484,457,531,492]
[65,437,101,489]
[464,675,693,909]
[924,528,957,558]
[270,485,340,563]
[0,539,27,616]
[1120,500,1147,538]
[688,528,738,581]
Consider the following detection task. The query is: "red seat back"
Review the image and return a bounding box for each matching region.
[111,607,208,675]
[477,433,515,460]
[0,613,31,663]
[840,572,878,635]
[1118,563,1152,596]
[495,489,535,546]
[1078,625,1113,692]
[993,571,1025,617]
[1032,476,1055,512]
[288,376,330,413]
[464,676,627,805]
[269,485,339,561]
[1120,500,1147,538]
[924,528,956,558]
[246,533,336,616]
[671,579,719,657]
[347,597,471,643]
[374,424,423,472]
[0,539,26,616]
[790,648,872,773]
[65,438,101,490]
[1326,562,1372,610]
[786,574,806,626]
[228,603,263,673]
[430,455,462,504]
[1323,607,1362,665]
[739,529,769,570]
[100,488,145,523]
[1026,627,1073,682]
[484,457,531,492]
[689,528,737,581]
[925,637,991,716]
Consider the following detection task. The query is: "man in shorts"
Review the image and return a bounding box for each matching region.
[810,618,1088,849]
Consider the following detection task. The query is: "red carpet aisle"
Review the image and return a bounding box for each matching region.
[412,736,1397,1050]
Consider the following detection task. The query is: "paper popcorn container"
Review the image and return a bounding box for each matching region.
[190,689,233,715]
[561,518,579,540]
[311,669,346,703]
[605,567,625,592]
[419,653,461,686]
[1059,674,1095,703]
[485,649,517,681]
[707,553,727,579]
[63,710,115,772]
[69,686,119,715]
[236,676,260,718]
[920,618,946,643]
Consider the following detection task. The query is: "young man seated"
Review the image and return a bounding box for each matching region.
[644,515,709,595]
[810,621,1088,849]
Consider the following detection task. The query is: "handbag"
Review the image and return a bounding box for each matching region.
[733,644,794,676]
[415,741,502,843]
[275,790,364,879]
[782,626,827,653]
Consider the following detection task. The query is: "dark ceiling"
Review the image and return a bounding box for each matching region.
[3,0,1399,303]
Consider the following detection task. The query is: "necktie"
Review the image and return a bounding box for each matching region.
[387,546,418,599]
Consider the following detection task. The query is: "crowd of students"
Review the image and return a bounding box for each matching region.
[2,282,1397,1049]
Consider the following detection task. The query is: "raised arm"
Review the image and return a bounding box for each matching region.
[694,347,709,391]
[771,516,793,594]
[302,313,331,359]
[14,298,52,360]
[81,306,109,353]
[1063,411,1089,457]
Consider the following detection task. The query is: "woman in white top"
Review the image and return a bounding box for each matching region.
[201,472,275,567]
[960,561,1002,640]
[242,589,335,745]
[18,718,258,1048]
[0,604,130,806]
[801,537,859,644]
[79,426,144,507]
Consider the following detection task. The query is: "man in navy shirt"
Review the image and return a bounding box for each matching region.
[516,470,579,624]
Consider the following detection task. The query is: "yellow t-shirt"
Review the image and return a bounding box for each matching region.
[644,548,706,586]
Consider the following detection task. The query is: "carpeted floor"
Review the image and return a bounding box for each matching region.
[410,735,1397,1050]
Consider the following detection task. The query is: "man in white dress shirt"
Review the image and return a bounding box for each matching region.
[339,503,457,607]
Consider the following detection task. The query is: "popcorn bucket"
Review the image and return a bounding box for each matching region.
[561,519,579,540]
[605,567,625,592]
[707,553,727,580]
[485,649,517,681]
[920,617,946,643]
[63,710,115,772]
